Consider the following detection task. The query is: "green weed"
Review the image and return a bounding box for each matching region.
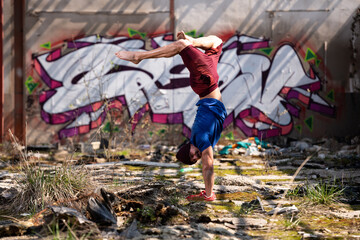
[283,215,301,230]
[305,181,344,205]
[168,194,181,206]
[286,185,305,199]
[47,219,92,240]
[137,206,157,222]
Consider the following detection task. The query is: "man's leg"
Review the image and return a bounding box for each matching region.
[115,39,190,64]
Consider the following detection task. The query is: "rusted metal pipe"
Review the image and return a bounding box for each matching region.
[170,0,175,34]
[14,0,25,143]
[0,0,3,143]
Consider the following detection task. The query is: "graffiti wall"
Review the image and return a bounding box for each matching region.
[31,31,335,141]
[12,0,358,144]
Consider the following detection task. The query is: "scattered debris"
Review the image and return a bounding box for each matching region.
[0,221,28,237]
[49,205,93,225]
[219,137,272,155]
[329,210,360,219]
[214,217,267,229]
[87,189,117,225]
[0,135,359,239]
[0,187,17,204]
[267,205,299,215]
[119,219,142,239]
[85,160,179,169]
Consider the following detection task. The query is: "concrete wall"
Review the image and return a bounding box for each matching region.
[4,0,359,145]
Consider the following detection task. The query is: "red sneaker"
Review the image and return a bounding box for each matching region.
[186,191,216,201]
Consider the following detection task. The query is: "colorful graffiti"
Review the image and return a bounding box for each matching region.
[32,33,335,139]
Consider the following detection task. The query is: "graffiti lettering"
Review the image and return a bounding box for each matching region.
[33,34,335,139]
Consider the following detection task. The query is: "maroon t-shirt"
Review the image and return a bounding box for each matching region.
[179,43,223,97]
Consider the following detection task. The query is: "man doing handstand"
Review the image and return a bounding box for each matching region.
[115,31,227,201]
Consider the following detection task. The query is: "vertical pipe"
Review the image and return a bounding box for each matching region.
[169,0,175,143]
[324,41,327,92]
[0,0,3,143]
[14,0,25,143]
[170,0,175,34]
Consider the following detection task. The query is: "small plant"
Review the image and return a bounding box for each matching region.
[283,215,301,230]
[234,203,255,215]
[47,219,92,240]
[137,206,157,222]
[305,180,344,205]
[286,185,305,199]
[169,194,181,206]
[214,177,222,185]
[113,177,122,186]
[48,221,62,240]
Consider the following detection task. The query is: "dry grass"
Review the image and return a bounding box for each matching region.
[8,130,95,214]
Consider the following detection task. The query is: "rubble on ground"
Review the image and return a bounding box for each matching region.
[218,136,360,160]
[0,135,359,239]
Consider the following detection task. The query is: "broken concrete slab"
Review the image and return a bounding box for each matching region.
[258,199,293,207]
[119,219,142,239]
[299,169,360,179]
[0,161,9,169]
[291,160,326,169]
[0,221,28,238]
[268,158,293,165]
[196,222,237,237]
[267,205,299,215]
[0,187,18,204]
[251,175,295,180]
[213,217,267,229]
[329,210,360,219]
[0,171,9,180]
[85,160,179,169]
[215,165,267,170]
[49,206,93,225]
[26,144,57,152]
[214,175,263,188]
[188,182,254,193]
[218,158,239,163]
[0,172,22,180]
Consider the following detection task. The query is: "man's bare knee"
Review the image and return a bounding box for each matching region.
[175,39,191,52]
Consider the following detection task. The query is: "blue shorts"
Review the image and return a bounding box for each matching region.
[190,98,227,152]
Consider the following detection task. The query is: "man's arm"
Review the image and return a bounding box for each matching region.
[177,31,222,50]
[201,146,215,197]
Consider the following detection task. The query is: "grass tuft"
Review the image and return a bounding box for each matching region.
[8,130,95,214]
[305,180,344,205]
[12,164,92,214]
[286,180,344,206]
